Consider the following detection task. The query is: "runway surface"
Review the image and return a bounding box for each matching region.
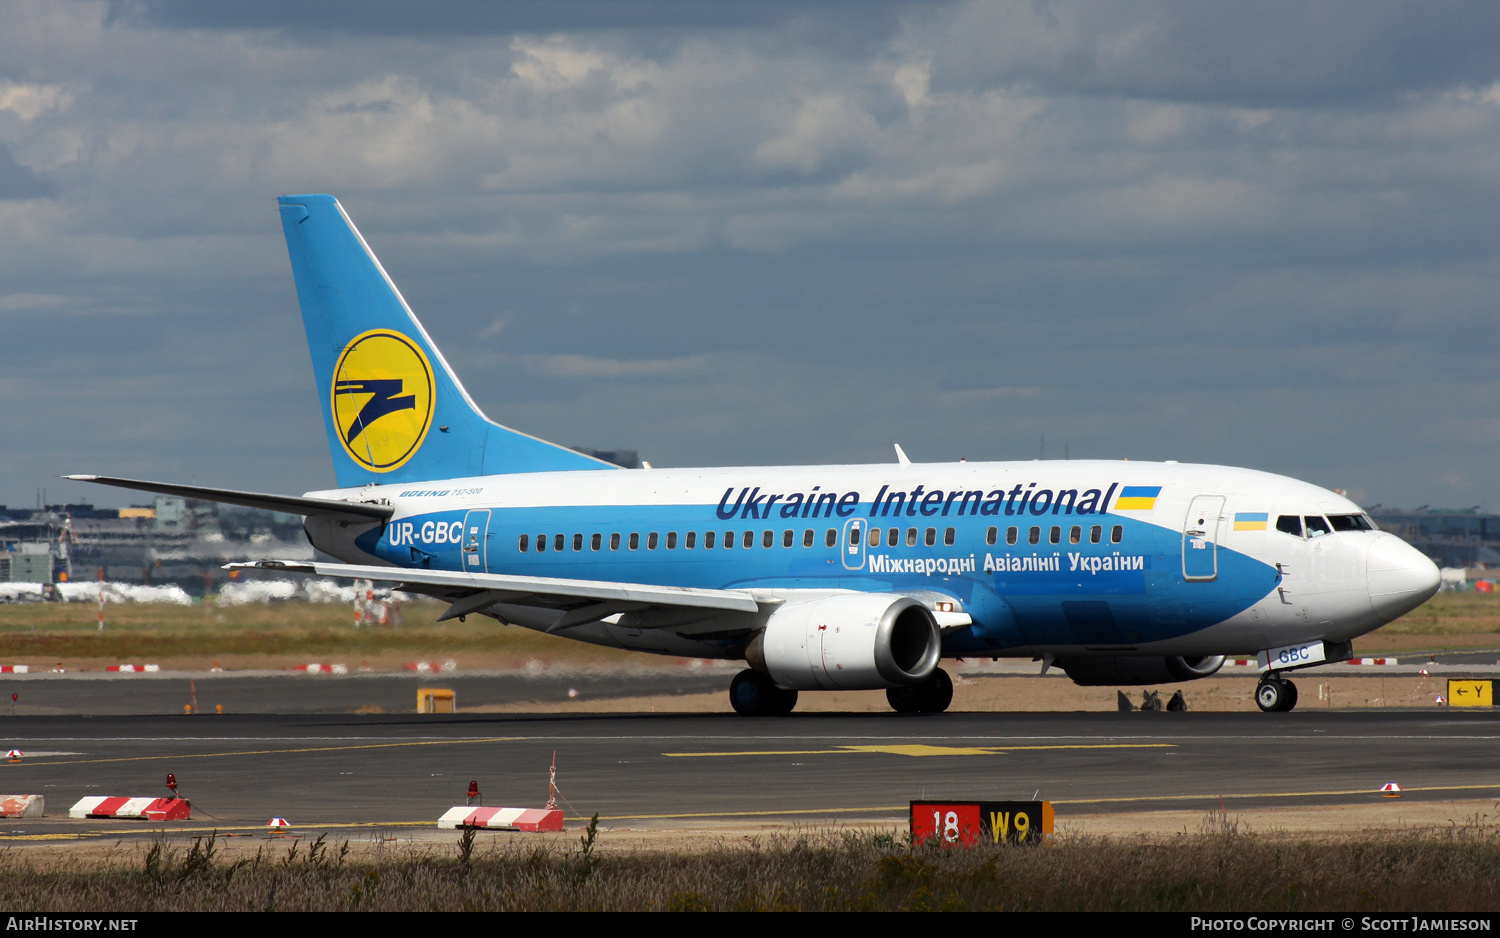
[2,652,1495,717]
[0,667,734,716]
[0,707,1497,842]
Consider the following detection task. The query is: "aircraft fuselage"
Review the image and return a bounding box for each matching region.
[303,458,1433,662]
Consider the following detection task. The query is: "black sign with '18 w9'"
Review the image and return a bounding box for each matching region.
[910,800,1054,847]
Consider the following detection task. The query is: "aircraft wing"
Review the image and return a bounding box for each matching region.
[224,560,764,632]
[63,475,393,523]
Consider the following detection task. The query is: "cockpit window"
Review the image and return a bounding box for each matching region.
[1327,513,1374,532]
[1275,515,1302,537]
[1304,515,1331,538]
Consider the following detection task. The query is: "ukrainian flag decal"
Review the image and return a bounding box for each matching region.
[331,329,435,473]
[1233,512,1268,531]
[1114,486,1161,510]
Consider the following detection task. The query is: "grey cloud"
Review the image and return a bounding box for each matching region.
[1,1,1498,514]
[0,143,56,199]
[106,0,914,41]
[925,1,1500,106]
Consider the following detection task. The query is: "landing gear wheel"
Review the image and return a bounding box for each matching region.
[886,668,954,714]
[923,667,954,713]
[729,669,797,716]
[886,685,921,714]
[1255,677,1298,713]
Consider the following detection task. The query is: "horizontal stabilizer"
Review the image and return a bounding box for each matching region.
[225,560,761,613]
[63,475,393,523]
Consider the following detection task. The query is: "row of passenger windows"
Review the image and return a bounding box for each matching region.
[985,524,1123,546]
[517,523,1125,554]
[519,529,840,553]
[1275,513,1375,539]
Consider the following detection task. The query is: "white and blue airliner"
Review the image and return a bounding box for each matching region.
[71,195,1441,715]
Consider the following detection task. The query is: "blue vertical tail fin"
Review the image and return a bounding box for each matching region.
[277,194,615,487]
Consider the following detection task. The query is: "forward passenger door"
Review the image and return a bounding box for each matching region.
[1182,495,1225,582]
[841,518,866,571]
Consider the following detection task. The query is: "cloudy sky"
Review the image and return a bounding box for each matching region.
[3,1,1497,512]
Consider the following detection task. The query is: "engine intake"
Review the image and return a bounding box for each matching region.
[746,594,941,691]
[1056,655,1226,686]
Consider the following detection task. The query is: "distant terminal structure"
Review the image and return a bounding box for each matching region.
[1367,506,1500,571]
[1,447,646,596]
[0,496,308,595]
[570,448,641,469]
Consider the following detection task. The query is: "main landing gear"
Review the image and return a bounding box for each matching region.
[1255,674,1299,713]
[729,669,798,716]
[727,667,956,715]
[887,668,954,714]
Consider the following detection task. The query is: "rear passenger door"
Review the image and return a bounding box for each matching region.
[462,509,491,573]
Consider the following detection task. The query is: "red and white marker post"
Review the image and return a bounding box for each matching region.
[438,753,565,833]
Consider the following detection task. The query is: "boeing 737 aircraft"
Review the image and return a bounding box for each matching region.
[70,194,1441,715]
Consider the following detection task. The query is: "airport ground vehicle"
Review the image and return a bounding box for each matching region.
[72,195,1440,714]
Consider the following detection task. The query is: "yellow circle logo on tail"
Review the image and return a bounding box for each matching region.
[331,329,435,472]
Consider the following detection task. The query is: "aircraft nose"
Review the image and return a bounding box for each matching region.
[1366,534,1441,623]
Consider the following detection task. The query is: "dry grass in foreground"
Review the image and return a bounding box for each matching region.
[3,819,1499,912]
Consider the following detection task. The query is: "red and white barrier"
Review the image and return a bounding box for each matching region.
[438,806,563,832]
[291,663,348,674]
[69,796,191,821]
[1345,658,1399,666]
[106,664,160,673]
[405,660,457,673]
[0,666,28,674]
[0,795,44,818]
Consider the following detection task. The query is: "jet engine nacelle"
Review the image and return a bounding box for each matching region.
[745,594,941,691]
[1056,655,1226,687]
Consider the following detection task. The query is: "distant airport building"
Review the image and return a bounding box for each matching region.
[0,498,307,593]
[570,448,641,469]
[1367,506,1499,569]
[2,446,645,593]
[0,547,51,584]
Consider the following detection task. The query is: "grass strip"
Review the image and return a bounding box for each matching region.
[4,822,1500,912]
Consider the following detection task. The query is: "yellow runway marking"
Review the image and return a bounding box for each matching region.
[0,737,521,768]
[0,821,438,841]
[1048,782,1500,806]
[607,783,1500,821]
[607,806,908,821]
[664,743,1173,758]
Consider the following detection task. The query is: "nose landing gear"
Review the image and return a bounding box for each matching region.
[1255,675,1299,713]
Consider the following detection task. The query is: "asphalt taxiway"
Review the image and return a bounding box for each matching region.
[0,667,735,716]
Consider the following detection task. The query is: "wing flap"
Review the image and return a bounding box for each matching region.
[225,560,762,614]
